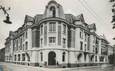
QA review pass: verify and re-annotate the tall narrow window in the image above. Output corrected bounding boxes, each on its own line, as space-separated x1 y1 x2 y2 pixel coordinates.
41 38 43 47
14 55 16 61
85 33 87 41
25 31 28 38
95 56 97 62
85 44 86 51
80 29 83 39
40 52 43 61
44 24 47 45
18 54 20 61
58 24 61 45
62 52 65 62
50 6 56 17
80 41 83 50
63 24 66 34
22 54 25 61
49 22 56 32
41 25 43 35
63 38 66 48
25 42 28 50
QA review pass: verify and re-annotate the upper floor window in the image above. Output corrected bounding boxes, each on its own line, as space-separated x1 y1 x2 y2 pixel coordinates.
50 6 56 17
41 38 43 47
80 29 83 39
85 33 87 41
25 42 28 50
63 24 66 34
41 25 43 35
80 41 83 50
25 31 28 38
49 37 56 43
85 44 87 51
63 38 66 48
49 22 56 32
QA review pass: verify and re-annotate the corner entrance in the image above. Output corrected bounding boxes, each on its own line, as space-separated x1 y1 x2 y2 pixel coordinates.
48 51 56 65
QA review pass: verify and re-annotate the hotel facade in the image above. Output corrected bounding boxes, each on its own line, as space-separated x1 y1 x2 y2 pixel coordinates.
5 0 109 67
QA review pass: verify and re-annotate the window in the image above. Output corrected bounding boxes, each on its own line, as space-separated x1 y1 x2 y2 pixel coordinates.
18 54 20 61
20 37 22 50
25 42 28 50
80 41 83 50
50 6 56 17
49 37 56 43
25 31 27 38
41 38 43 46
14 55 16 61
62 52 65 62
22 54 25 61
23 44 24 51
63 38 66 48
95 56 97 62
93 46 95 52
49 22 56 32
80 30 83 38
41 25 43 35
63 24 66 34
58 24 61 45
85 33 87 41
40 52 43 61
85 44 86 51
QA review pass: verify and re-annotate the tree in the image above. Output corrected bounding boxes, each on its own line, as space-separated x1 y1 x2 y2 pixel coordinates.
110 0 115 28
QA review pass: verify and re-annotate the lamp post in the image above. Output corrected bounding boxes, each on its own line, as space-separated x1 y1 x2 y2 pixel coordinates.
0 5 12 24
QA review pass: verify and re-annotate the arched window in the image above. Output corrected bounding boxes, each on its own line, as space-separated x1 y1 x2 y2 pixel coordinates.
62 52 65 62
50 6 56 17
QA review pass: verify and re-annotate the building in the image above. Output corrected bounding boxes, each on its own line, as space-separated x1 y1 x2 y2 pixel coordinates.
5 0 110 67
108 45 114 64
0 48 5 62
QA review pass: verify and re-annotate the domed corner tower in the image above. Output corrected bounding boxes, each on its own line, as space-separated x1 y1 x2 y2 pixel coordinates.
37 0 69 67
43 0 65 19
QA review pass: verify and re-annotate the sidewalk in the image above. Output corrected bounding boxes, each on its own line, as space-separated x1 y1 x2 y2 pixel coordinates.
0 62 113 71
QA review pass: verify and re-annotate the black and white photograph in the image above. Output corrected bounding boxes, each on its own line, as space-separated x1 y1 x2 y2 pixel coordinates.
0 0 115 71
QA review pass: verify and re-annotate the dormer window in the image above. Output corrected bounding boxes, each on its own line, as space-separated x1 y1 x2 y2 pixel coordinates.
50 6 56 17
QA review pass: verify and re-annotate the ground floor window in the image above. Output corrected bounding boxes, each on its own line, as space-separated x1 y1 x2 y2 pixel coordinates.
62 52 65 62
14 55 16 61
22 54 25 61
18 54 20 61
40 52 43 61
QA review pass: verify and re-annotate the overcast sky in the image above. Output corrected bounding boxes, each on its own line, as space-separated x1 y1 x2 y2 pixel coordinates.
0 0 114 49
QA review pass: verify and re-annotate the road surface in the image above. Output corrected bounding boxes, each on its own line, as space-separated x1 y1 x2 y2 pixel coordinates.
0 62 115 71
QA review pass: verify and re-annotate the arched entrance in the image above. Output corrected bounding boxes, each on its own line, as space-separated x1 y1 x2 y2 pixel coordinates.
48 51 56 65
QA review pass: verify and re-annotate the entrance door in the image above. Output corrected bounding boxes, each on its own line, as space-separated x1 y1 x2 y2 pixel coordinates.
48 51 56 65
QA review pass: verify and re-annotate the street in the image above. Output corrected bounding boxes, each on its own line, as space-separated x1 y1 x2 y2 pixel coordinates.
0 62 115 71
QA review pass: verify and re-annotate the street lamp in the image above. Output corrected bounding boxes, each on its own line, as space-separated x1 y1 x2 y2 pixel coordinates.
3 14 12 24
0 5 12 24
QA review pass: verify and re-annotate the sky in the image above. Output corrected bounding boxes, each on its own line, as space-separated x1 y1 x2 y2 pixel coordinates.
0 0 114 49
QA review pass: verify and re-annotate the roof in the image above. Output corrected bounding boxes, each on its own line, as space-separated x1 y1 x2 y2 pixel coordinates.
34 14 43 24
24 15 34 23
88 23 96 31
76 14 85 22
65 14 76 24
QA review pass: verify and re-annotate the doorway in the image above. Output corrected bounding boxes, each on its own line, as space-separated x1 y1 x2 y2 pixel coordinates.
48 51 56 65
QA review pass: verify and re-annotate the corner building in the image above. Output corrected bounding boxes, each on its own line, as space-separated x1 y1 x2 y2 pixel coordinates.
5 0 109 67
